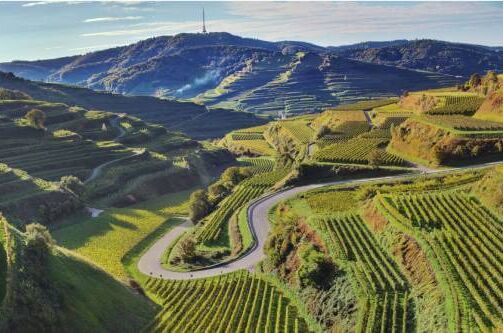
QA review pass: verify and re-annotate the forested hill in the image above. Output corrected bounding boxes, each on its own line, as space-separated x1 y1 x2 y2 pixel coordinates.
335 39 503 76
2 33 500 111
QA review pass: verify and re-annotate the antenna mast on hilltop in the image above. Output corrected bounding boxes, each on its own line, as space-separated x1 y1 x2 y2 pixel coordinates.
202 8 207 34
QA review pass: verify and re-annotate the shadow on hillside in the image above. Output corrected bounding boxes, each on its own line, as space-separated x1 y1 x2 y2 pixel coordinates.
53 208 163 250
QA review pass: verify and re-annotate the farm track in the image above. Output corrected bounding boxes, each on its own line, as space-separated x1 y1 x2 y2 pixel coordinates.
84 115 142 184
138 159 503 280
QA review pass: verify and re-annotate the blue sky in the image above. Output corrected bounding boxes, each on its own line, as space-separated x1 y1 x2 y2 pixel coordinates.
1 1 503 62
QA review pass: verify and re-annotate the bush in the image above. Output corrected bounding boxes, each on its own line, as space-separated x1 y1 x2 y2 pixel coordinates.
60 175 85 197
179 236 197 262
25 109 46 129
297 243 336 289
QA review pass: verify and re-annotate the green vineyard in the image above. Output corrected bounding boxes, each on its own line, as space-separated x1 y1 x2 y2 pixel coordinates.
312 213 411 332
197 184 267 242
232 133 265 141
144 272 312 333
419 115 503 131
197 168 288 242
279 120 315 144
426 95 485 115
239 157 275 174
377 191 503 332
314 137 406 166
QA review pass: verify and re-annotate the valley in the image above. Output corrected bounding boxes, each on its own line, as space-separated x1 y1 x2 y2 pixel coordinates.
0 29 502 333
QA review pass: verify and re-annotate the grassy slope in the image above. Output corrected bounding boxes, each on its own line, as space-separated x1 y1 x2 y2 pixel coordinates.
48 249 156 332
53 189 192 280
0 226 6 304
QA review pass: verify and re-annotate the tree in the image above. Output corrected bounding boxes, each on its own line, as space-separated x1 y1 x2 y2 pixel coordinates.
367 149 383 167
469 73 482 88
208 182 229 201
60 175 85 197
188 190 212 223
24 223 55 272
25 109 46 129
314 125 330 140
179 236 197 262
471 145 481 157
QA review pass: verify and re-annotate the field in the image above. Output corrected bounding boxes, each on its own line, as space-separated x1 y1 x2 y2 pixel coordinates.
53 190 192 280
279 119 315 144
425 95 485 115
312 213 411 332
332 98 398 111
377 191 503 332
417 115 503 132
314 137 406 166
145 271 312 333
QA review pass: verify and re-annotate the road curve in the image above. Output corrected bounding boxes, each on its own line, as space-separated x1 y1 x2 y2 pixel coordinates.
137 160 503 280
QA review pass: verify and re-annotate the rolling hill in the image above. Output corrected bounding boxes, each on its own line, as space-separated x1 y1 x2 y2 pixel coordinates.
0 71 267 139
3 33 496 115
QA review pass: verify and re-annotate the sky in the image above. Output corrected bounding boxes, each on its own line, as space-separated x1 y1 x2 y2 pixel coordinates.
1 1 503 62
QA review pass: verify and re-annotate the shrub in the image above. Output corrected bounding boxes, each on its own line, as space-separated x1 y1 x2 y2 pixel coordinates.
25 109 46 129
188 190 212 223
60 175 85 197
179 236 197 262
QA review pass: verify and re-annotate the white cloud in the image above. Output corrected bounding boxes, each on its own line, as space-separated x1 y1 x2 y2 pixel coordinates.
22 1 53 7
84 16 143 23
22 1 87 7
81 21 200 37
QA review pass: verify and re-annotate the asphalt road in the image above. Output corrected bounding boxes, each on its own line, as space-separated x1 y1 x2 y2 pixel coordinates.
137 160 503 280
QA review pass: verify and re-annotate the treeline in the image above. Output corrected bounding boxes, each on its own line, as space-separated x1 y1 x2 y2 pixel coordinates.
188 166 253 223
1 219 64 332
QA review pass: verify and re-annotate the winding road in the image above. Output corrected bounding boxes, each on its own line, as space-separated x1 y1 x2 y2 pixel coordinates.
138 160 503 280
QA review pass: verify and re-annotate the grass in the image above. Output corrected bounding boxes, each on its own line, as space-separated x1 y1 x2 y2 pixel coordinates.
53 189 193 280
49 249 156 332
237 204 254 252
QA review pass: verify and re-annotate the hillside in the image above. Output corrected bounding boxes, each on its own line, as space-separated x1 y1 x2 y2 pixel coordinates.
0 33 468 112
0 86 239 227
0 72 266 139
338 39 503 76
0 217 156 332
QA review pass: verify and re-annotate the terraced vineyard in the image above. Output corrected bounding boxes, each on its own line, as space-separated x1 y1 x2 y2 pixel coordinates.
377 191 503 332
425 95 485 115
231 132 265 140
332 98 398 111
198 168 288 242
312 213 411 332
279 120 315 144
239 157 275 174
314 137 406 166
197 184 267 242
144 271 312 333
418 115 503 132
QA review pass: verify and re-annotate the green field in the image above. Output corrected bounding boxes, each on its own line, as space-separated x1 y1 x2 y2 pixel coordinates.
54 190 192 280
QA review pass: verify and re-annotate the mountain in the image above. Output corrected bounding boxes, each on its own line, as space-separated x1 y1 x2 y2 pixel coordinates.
338 39 503 76
3 33 502 114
